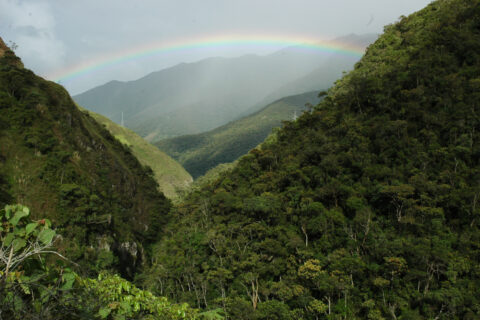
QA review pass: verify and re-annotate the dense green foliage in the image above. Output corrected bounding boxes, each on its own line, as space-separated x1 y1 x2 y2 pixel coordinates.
144 1 480 318
155 91 320 178
193 162 238 190
0 204 79 318
0 43 171 277
80 107 193 199
0 204 206 319
80 272 199 319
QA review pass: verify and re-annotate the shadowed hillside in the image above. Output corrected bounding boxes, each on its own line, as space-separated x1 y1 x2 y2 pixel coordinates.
0 39 171 278
80 108 192 198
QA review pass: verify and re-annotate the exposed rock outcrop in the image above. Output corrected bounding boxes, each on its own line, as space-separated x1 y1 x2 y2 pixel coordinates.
0 37 24 67
0 37 8 58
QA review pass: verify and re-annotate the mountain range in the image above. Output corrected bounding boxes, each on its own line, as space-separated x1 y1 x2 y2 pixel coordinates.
74 34 376 141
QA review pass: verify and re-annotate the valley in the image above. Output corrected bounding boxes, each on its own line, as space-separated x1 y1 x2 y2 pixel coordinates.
155 91 321 178
0 0 479 319
73 34 375 142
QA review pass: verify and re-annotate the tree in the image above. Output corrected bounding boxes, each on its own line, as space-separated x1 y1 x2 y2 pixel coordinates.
0 204 60 279
0 204 76 318
7 41 18 52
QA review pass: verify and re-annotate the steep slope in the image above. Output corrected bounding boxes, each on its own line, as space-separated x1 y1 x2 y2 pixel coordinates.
0 40 171 277
73 35 373 141
144 1 480 318
80 108 192 198
155 91 321 178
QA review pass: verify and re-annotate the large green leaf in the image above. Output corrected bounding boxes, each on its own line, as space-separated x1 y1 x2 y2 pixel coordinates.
12 238 26 252
25 222 39 236
98 307 111 319
9 207 29 226
4 233 14 247
37 228 55 245
13 226 25 237
4 205 13 219
62 271 76 290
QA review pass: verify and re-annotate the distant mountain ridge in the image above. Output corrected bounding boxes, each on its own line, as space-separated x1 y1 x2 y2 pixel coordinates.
74 34 377 141
248 33 378 113
155 91 321 178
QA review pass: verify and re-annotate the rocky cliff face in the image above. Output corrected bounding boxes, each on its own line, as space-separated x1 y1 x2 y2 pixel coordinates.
0 37 7 57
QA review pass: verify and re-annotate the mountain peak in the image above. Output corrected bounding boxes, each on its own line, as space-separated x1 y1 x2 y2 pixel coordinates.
0 36 24 68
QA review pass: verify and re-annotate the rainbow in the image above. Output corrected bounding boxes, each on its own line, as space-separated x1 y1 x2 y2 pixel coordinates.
48 34 366 83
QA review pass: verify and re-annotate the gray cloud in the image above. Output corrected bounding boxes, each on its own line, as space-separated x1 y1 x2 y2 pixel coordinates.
0 0 65 77
1 0 433 94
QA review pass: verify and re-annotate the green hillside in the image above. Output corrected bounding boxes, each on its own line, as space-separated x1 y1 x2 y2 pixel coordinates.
79 108 192 199
0 38 171 278
143 0 480 318
155 91 321 178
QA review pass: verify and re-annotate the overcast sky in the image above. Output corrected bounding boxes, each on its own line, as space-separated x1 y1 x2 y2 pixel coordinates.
0 0 432 95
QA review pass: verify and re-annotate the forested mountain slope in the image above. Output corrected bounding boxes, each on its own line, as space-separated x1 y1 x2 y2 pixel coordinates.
0 38 171 278
155 91 321 178
80 108 193 198
144 0 480 318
